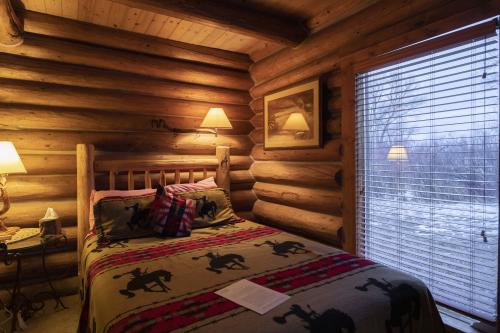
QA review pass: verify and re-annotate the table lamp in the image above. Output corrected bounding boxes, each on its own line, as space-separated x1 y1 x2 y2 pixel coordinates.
0 142 26 241
200 108 233 137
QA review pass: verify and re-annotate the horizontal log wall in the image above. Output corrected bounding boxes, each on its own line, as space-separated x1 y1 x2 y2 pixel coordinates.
249 0 499 253
0 12 254 284
249 68 343 246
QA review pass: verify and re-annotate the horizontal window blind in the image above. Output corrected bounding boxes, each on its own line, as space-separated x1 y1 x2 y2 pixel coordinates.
356 24 499 321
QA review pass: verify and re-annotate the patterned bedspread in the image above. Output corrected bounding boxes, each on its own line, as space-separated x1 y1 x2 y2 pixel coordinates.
79 220 444 333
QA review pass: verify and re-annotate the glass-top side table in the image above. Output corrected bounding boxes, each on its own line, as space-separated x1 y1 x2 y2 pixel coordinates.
0 232 68 332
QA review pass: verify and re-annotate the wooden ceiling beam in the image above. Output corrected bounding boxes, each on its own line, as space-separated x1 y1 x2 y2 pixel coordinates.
111 0 308 46
307 0 380 33
0 0 23 46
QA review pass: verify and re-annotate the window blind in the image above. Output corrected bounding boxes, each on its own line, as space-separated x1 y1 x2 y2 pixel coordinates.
355 24 499 321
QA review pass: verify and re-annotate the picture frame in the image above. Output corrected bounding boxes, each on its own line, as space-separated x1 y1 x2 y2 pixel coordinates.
264 79 322 150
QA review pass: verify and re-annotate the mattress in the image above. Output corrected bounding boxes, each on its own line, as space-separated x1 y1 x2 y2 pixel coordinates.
79 220 444 333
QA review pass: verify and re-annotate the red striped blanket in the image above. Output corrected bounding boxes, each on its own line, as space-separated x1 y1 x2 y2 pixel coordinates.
79 220 444 333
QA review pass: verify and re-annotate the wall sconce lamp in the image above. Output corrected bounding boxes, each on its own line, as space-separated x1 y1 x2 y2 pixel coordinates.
199 107 233 137
0 142 26 241
153 108 233 137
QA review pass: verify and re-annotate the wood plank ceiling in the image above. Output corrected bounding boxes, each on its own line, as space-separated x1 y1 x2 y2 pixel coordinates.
21 0 379 61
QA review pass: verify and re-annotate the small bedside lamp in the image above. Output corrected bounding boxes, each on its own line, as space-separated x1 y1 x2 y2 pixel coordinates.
0 142 26 240
200 107 233 137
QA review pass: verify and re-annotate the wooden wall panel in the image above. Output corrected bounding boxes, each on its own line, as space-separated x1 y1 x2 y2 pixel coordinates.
0 24 254 283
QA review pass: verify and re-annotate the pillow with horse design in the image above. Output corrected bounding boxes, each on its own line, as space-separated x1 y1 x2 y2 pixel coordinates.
176 188 237 228
93 193 156 243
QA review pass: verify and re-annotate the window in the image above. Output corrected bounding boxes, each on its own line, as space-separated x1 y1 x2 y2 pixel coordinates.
355 22 499 321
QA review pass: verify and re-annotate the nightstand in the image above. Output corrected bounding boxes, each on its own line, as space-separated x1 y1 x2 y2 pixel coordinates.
0 232 68 332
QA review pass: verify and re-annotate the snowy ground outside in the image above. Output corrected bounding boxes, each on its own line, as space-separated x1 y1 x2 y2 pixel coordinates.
361 198 498 315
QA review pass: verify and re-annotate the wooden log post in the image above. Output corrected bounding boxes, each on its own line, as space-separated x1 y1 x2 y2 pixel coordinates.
174 170 181 184
216 146 230 194
144 171 152 189
0 0 22 47
340 62 356 254
76 144 94 274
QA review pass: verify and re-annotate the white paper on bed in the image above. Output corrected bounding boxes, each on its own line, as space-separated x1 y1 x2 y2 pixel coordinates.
215 279 290 315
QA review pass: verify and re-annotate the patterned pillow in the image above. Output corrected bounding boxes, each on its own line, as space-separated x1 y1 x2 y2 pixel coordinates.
165 177 217 194
176 188 237 228
149 188 195 237
89 189 156 232
93 192 156 243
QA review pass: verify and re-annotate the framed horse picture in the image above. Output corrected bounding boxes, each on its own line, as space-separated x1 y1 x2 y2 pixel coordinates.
264 79 322 150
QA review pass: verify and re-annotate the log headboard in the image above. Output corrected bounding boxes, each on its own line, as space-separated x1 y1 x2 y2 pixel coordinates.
76 143 230 272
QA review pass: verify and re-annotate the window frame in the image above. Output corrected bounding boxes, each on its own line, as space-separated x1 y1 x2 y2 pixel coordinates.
349 19 499 325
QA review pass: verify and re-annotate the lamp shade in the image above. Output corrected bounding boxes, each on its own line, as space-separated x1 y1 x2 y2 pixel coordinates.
387 145 408 161
282 113 310 131
200 108 232 129
0 141 26 174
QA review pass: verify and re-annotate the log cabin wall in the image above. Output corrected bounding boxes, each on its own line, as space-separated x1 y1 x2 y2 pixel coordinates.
248 0 499 253
0 0 498 286
0 10 257 284
249 72 343 247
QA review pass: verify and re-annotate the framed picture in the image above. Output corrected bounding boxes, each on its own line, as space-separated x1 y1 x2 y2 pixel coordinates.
264 79 322 150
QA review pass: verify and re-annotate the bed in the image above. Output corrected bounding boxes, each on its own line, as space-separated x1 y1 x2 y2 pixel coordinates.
76 144 445 333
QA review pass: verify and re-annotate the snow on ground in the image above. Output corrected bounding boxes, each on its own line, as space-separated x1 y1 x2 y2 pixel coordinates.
362 197 498 311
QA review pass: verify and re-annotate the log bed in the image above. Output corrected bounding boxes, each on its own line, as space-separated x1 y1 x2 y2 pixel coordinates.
76 143 230 273
75 143 444 333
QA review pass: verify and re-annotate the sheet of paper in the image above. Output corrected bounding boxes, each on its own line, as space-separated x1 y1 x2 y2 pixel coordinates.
215 279 290 315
